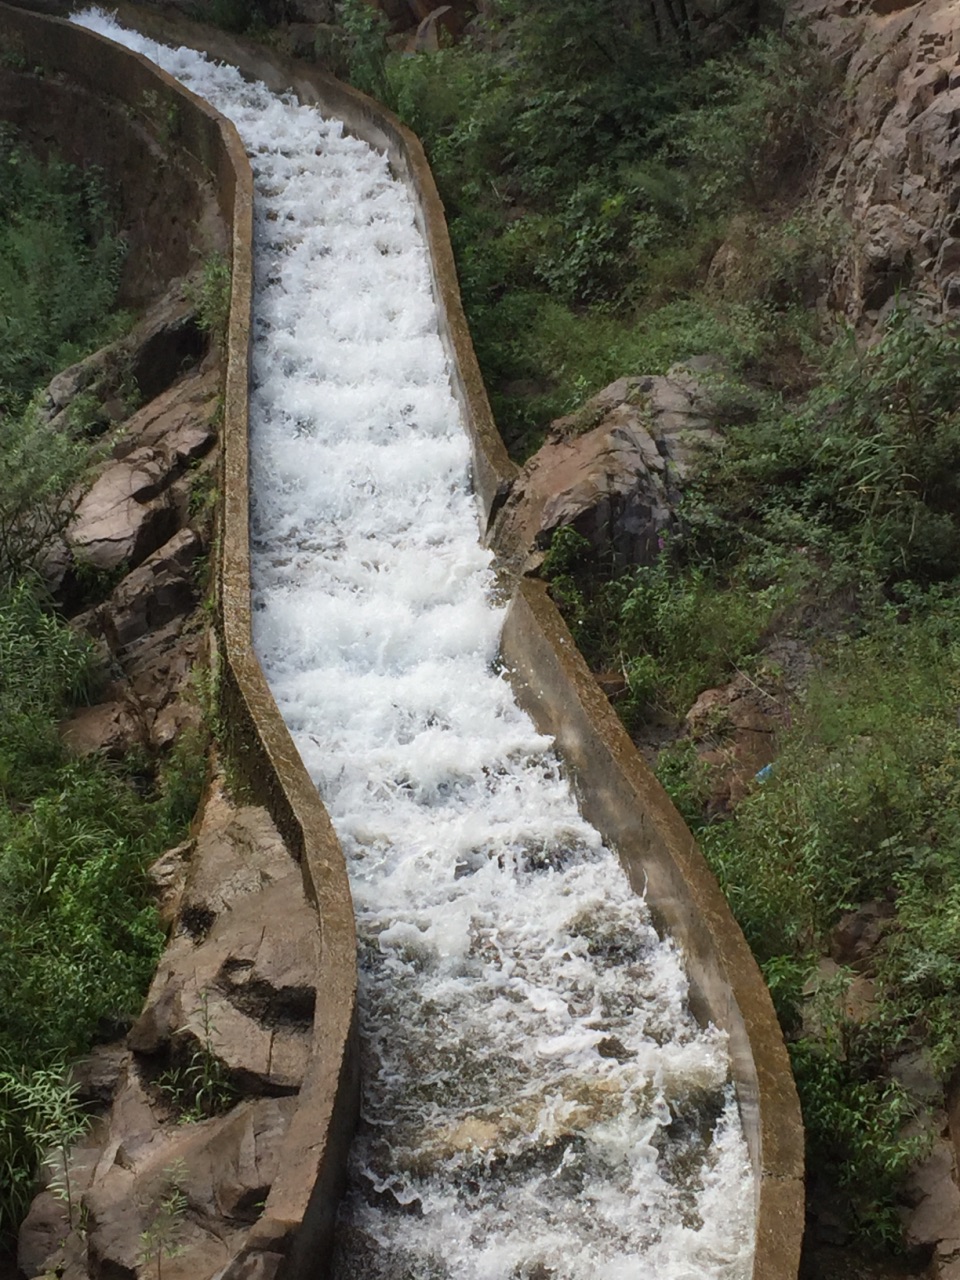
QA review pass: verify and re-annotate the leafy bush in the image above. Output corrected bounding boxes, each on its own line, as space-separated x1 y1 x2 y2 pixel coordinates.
339 0 392 103
0 129 127 417
0 137 190 1247
0 579 206 1240
380 17 836 456
0 394 92 584
695 307 960 590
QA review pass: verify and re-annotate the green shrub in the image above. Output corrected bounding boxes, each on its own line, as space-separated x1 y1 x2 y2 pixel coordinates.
385 19 834 457
694 307 960 590
0 394 92 583
0 587 193 1238
339 0 392 103
0 129 126 417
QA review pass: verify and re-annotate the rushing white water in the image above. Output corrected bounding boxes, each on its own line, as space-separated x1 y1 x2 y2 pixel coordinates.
73 13 756 1277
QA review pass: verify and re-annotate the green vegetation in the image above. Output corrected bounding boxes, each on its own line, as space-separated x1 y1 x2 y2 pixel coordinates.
370 7 835 455
139 1162 188 1279
155 990 240 1122
0 134 193 1247
660 596 960 1243
0 127 127 418
188 252 232 354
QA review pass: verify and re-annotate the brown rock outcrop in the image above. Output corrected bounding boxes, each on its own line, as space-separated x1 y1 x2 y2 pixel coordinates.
793 0 960 322
683 672 785 813
495 363 724 572
18 790 314 1280
66 363 218 576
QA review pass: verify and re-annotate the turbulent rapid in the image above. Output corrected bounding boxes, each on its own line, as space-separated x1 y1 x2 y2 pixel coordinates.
73 13 756 1277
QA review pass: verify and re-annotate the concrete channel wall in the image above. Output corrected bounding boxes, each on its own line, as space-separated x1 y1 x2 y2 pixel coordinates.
0 6 359 1276
3 5 804 1277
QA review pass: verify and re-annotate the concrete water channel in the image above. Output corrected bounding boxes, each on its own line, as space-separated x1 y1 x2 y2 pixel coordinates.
1 6 804 1277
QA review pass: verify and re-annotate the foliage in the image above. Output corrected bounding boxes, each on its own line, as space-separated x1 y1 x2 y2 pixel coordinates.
188 253 232 354
0 1063 91 1240
382 20 834 455
0 1065 90 1234
155 991 239 1122
0 136 197 1249
542 529 782 719
692 308 960 591
653 598 960 1242
139 1162 188 1280
0 128 126 418
0 394 92 583
339 0 392 103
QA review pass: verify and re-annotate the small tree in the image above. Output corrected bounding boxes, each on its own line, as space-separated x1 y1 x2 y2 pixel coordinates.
0 1064 90 1230
139 1162 189 1280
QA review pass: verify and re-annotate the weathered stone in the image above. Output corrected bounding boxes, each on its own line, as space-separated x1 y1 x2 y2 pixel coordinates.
788 0 960 322
149 841 194 930
70 1043 130 1105
119 364 219 464
60 699 145 759
180 1097 297 1220
828 900 895 971
495 366 724 571
683 673 784 813
101 528 201 650
18 1190 70 1279
287 0 334 21
129 836 315 1092
219 1251 285 1280
68 453 179 573
179 797 295 921
903 1139 960 1256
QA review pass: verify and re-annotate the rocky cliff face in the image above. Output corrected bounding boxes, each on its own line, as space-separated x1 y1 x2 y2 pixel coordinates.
795 0 960 327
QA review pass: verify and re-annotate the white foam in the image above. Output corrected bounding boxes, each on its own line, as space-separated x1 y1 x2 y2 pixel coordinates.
71 12 756 1277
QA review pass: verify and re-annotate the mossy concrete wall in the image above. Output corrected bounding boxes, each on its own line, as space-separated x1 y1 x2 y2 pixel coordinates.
2 4 805 1277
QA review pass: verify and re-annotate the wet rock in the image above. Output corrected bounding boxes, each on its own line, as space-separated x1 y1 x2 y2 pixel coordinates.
496 365 724 572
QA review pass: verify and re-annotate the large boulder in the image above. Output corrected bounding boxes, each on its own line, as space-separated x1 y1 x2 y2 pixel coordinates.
128 796 314 1094
101 528 202 651
495 363 724 571
66 365 218 577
